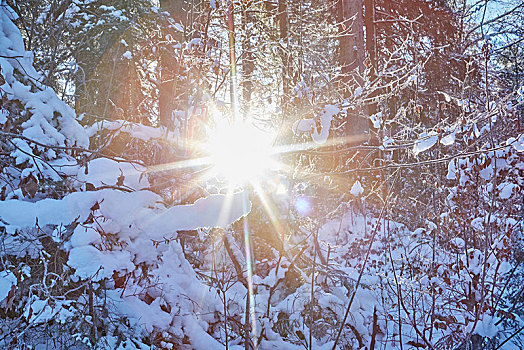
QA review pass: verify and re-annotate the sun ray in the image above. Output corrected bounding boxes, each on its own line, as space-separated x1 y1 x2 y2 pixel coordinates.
142 129 367 187
273 133 369 156
215 186 236 230
145 156 213 175
241 191 257 346
251 180 287 242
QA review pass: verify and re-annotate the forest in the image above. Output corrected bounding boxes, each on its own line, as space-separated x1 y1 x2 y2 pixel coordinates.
0 0 523 349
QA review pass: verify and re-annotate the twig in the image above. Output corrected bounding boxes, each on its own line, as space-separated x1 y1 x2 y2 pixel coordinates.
331 173 398 349
494 325 524 350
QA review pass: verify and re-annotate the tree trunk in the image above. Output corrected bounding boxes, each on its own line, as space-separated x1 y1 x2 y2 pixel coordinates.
364 0 377 116
159 0 186 127
337 0 368 139
278 0 290 112
241 2 254 116
337 0 365 89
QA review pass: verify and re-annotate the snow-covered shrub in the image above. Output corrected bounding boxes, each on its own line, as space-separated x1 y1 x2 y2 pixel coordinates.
0 5 249 349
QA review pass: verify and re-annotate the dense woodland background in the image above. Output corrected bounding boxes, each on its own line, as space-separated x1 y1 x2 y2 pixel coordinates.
0 0 523 349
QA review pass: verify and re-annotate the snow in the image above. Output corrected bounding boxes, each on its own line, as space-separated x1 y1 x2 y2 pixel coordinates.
0 3 88 193
10 138 33 165
0 2 522 348
457 99 471 112
313 105 339 144
68 246 135 280
0 191 98 232
143 190 251 239
479 158 494 180
292 104 339 144
474 315 499 338
2 186 249 285
350 180 364 196
181 316 225 349
440 91 451 102
449 237 465 249
413 132 438 155
0 188 249 239
70 226 101 247
381 136 394 149
173 23 184 32
86 119 180 145
0 23 88 145
187 38 201 50
0 109 7 124
292 118 315 134
23 297 75 325
499 260 513 275
471 217 484 231
0 271 16 301
369 111 382 129
507 134 524 152
440 131 456 146
76 157 149 190
122 50 133 59
518 85 524 103
498 182 518 199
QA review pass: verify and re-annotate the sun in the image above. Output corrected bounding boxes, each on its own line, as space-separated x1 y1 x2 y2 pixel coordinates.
203 121 278 186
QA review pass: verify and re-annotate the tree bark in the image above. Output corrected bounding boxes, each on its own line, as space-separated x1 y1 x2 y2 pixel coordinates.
159 0 186 127
364 0 376 116
337 0 365 88
337 0 367 139
278 0 290 111
242 2 254 115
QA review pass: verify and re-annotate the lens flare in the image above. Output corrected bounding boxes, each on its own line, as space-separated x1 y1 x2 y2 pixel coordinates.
203 121 278 185
294 196 312 216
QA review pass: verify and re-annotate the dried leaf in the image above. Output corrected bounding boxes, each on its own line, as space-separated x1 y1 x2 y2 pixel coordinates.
5 285 16 311
21 174 38 198
117 171 125 187
406 341 426 348
112 271 126 289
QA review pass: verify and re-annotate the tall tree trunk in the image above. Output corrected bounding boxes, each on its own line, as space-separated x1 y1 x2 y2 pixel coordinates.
337 0 365 88
337 0 368 139
364 0 376 116
159 0 186 127
241 2 254 116
278 0 290 113
158 56 176 127
227 0 238 119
